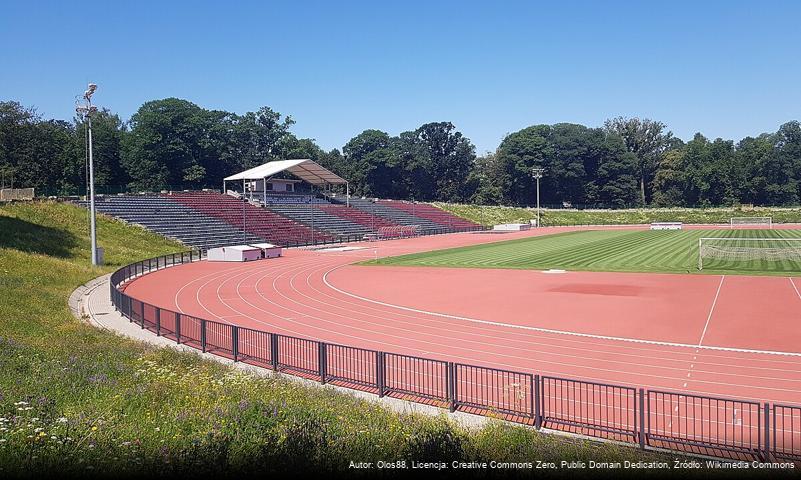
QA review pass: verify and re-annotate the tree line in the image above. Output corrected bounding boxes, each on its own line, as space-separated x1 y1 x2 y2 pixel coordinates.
1 98 799 207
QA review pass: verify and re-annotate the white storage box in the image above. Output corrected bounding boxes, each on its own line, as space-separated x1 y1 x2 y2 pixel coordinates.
650 222 683 230
249 242 283 259
493 223 531 231
207 245 263 262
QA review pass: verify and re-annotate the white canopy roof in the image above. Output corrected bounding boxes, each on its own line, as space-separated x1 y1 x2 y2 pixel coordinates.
224 159 346 185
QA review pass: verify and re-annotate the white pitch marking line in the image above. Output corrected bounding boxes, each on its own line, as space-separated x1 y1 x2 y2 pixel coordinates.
697 275 725 348
323 269 801 357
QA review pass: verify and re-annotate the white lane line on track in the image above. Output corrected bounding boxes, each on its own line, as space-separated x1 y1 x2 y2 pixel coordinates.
697 275 725 347
298 263 801 385
275 261 801 399
289 260 801 391
303 265 801 368
169 258 801 376
297 262 801 377
321 266 801 357
174 264 243 314
159 257 801 402
791 277 801 301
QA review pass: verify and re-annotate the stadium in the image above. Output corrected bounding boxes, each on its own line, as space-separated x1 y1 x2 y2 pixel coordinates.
4 2 801 476
64 157 798 463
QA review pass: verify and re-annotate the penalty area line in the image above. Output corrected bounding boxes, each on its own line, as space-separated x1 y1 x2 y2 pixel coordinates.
322 266 801 357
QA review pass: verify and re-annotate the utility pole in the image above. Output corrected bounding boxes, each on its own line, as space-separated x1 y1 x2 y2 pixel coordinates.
531 167 545 228
242 179 247 243
76 83 100 265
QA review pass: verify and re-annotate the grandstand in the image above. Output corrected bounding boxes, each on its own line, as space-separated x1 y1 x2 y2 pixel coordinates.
75 160 483 250
377 200 481 230
341 197 446 233
268 204 372 238
166 191 335 245
317 204 398 230
80 195 266 249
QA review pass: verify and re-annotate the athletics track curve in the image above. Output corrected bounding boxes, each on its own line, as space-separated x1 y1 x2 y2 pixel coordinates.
124 226 801 405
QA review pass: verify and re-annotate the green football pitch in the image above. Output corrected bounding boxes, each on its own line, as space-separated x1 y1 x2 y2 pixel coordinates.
367 229 801 275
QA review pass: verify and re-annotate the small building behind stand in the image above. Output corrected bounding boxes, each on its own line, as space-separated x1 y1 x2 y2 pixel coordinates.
207 245 263 262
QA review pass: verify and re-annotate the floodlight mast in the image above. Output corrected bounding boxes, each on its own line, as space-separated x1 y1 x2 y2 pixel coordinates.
531 167 545 227
76 83 100 266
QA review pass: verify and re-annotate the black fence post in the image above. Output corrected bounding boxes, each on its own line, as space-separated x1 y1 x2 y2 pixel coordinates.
319 343 327 384
232 326 239 362
376 352 385 397
534 374 542 429
200 320 207 353
271 334 279 370
764 403 771 461
639 388 646 450
175 315 182 344
155 307 161 336
447 362 456 413
139 302 145 329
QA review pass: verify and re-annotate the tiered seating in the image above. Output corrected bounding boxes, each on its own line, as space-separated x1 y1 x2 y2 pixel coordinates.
317 204 399 231
343 198 445 233
78 195 266 250
377 225 420 239
166 191 334 246
378 200 481 230
268 204 371 238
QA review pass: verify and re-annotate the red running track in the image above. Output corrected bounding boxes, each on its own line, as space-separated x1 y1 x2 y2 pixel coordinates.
125 226 801 405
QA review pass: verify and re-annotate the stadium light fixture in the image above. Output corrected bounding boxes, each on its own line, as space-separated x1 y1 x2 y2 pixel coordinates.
76 83 101 266
531 167 546 227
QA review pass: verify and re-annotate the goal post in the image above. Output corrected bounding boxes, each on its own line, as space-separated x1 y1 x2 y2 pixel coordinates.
697 237 801 270
730 217 772 229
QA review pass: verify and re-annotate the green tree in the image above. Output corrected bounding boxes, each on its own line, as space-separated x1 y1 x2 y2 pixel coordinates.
651 148 687 206
759 121 801 205
604 117 673 205
408 122 476 202
491 125 551 206
69 109 126 193
342 129 401 197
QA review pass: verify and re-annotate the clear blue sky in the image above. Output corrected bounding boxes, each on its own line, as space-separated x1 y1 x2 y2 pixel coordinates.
2 0 799 154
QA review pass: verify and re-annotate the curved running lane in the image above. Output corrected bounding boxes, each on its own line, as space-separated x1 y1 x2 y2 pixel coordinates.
124 227 801 405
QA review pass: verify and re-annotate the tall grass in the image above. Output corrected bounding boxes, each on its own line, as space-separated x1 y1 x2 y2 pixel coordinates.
435 202 801 227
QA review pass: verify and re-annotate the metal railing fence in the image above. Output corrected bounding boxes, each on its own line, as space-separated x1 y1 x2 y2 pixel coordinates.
109 251 801 462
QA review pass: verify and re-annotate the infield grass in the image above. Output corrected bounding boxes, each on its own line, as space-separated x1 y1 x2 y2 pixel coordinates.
367 228 801 275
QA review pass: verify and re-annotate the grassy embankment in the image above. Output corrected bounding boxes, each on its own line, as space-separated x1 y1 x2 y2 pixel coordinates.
435 202 801 227
0 201 699 477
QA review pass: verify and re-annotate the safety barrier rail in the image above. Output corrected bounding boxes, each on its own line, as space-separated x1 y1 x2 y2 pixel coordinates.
109 251 801 462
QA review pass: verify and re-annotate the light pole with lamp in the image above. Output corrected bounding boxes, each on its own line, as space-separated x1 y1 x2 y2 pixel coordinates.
76 83 100 265
531 167 545 227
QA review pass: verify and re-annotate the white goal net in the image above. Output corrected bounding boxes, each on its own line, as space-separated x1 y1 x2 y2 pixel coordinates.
730 217 772 229
698 237 801 269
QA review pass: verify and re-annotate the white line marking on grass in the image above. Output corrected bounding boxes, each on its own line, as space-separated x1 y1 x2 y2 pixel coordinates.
322 269 801 357
697 275 725 347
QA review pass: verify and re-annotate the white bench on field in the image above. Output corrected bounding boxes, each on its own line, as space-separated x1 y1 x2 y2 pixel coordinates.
650 222 683 230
